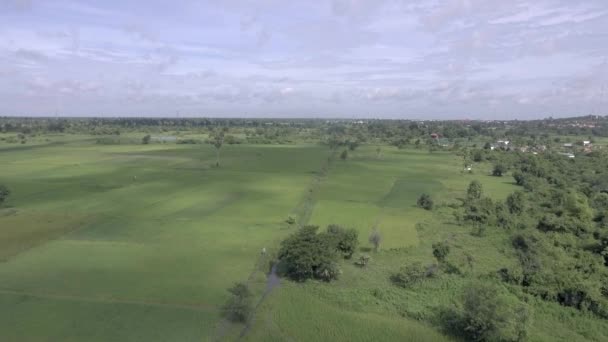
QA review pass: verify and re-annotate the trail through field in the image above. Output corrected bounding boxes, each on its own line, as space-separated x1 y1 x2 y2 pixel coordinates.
213 150 336 341
237 262 281 339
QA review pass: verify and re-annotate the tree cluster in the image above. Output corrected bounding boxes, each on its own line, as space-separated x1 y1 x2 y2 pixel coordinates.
277 225 359 282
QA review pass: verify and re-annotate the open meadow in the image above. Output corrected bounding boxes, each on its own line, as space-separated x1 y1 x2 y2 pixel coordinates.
2 133 608 341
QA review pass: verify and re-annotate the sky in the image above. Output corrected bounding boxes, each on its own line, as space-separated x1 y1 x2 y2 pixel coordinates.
1 0 607 119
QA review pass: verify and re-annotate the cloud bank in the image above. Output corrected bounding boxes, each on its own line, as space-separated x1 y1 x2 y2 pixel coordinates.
1 0 607 118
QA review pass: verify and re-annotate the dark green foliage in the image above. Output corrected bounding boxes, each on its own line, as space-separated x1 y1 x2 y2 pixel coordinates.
473 150 484 162
483 142 492 150
432 242 450 263
324 224 358 259
278 225 339 282
222 282 253 323
142 134 151 144
506 191 526 214
463 197 495 225
512 171 526 186
456 282 531 342
492 164 507 177
417 193 434 210
223 134 242 145
340 149 348 160
392 262 436 288
0 185 10 205
466 180 483 201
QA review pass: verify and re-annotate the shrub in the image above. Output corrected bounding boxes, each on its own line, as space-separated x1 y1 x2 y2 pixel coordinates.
417 193 434 210
0 185 10 205
285 215 296 225
467 180 483 201
492 164 507 177
222 282 252 323
432 242 450 263
392 262 435 288
354 254 370 267
142 134 151 144
324 224 358 259
445 282 531 342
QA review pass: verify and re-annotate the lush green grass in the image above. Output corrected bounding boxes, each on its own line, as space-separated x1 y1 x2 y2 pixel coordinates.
0 138 327 340
2 137 607 341
244 145 608 342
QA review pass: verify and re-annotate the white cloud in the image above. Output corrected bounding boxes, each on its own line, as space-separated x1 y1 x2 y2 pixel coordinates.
1 0 607 118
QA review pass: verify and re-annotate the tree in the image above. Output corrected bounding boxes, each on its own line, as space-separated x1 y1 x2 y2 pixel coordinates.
432 242 450 263
483 142 492 150
142 134 151 144
369 228 382 252
473 150 484 162
376 147 381 158
506 191 526 214
278 225 339 282
210 130 225 167
458 282 530 342
324 224 358 259
417 193 434 210
467 180 483 201
340 149 348 160
492 164 507 177
0 185 10 205
222 282 252 323
512 171 526 186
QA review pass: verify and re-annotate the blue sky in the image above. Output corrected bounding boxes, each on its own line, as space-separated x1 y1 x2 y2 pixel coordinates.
1 0 607 119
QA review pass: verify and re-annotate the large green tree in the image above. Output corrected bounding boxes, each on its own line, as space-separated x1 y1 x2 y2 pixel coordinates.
278 225 339 282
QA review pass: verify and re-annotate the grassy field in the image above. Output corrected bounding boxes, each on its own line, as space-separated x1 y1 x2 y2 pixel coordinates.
0 137 327 341
2 136 606 341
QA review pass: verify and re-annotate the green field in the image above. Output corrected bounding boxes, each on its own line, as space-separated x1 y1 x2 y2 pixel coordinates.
2 135 605 341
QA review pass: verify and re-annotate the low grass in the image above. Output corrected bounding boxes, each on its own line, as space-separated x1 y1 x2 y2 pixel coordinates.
2 137 607 341
0 138 326 340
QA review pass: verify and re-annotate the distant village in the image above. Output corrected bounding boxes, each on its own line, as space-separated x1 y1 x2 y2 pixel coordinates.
430 134 601 159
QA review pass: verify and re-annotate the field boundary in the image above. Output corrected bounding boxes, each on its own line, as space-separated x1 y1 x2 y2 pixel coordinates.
0 288 216 312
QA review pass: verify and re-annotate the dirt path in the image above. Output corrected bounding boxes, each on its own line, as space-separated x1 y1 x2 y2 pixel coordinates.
213 150 336 342
237 262 281 338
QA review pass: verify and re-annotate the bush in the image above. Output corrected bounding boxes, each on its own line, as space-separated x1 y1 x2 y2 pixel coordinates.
324 224 358 259
417 193 434 210
340 149 348 160
354 254 370 267
467 180 483 201
222 282 252 323
492 164 507 177
0 185 10 205
432 242 450 263
142 134 151 144
392 262 435 288
444 282 531 342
